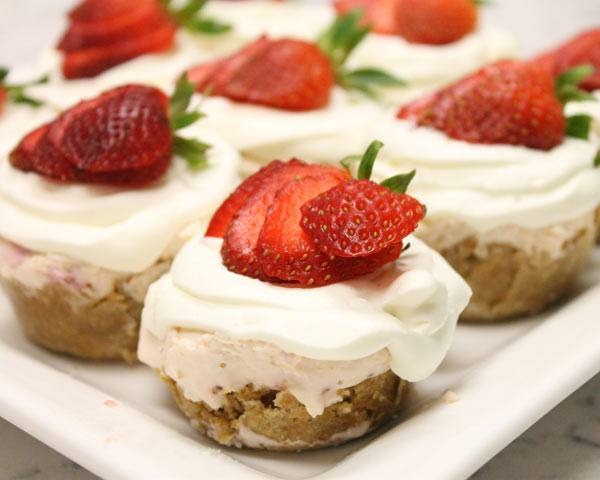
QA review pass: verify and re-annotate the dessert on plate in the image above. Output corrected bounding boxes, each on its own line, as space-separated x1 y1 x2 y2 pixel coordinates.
185 12 398 173
532 27 600 240
204 0 519 104
28 0 235 110
369 60 600 321
0 77 239 361
139 142 472 450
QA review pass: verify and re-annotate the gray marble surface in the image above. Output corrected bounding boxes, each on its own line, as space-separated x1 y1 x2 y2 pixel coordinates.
1 373 599 480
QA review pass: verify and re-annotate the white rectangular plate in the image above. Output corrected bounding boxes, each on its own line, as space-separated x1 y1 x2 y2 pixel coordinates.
1 1 600 479
1 250 598 480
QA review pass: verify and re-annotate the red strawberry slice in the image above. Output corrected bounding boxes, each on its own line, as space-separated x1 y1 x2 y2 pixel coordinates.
61 22 177 79
300 179 424 258
188 37 335 111
47 85 172 172
221 160 349 278
397 60 565 151
333 0 401 35
59 3 172 52
9 124 50 172
205 160 286 238
532 28 600 92
9 84 174 187
257 173 343 285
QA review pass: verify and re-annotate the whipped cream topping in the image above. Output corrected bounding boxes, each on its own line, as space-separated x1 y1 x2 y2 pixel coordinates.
139 235 472 384
0 127 240 273
28 31 233 110
200 88 382 167
205 1 518 104
566 91 600 136
0 104 58 156
369 117 600 232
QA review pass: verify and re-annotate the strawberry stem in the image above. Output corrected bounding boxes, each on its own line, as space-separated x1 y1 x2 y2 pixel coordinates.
317 11 406 97
162 0 230 35
169 74 211 169
0 67 48 107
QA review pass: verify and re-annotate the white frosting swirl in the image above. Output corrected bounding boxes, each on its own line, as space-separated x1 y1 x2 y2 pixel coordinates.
140 235 472 382
200 88 382 167
0 127 240 273
370 116 600 231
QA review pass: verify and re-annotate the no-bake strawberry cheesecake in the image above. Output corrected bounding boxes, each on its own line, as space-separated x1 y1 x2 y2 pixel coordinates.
184 12 399 173
533 27 600 240
367 59 600 322
204 0 518 104
0 77 239 361
138 143 471 450
27 0 236 111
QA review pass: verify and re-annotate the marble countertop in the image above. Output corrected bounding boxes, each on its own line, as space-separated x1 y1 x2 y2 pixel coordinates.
2 373 599 480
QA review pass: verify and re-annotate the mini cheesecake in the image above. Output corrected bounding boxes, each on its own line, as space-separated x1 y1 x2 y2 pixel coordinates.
139 152 471 450
0 81 240 361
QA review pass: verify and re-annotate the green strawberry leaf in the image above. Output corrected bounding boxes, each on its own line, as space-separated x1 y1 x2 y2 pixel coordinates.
565 114 592 140
317 10 406 98
594 150 600 168
173 136 210 170
169 74 211 169
556 64 596 104
380 170 416 194
162 0 231 35
340 154 362 174
1 68 48 108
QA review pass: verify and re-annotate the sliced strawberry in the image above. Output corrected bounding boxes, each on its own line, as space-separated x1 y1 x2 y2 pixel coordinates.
257 174 343 285
398 60 565 150
59 4 172 52
10 84 175 187
257 175 404 286
61 22 177 79
46 85 171 173
333 0 401 35
9 123 50 172
532 28 600 92
188 37 335 111
221 160 349 278
205 160 286 238
301 179 424 258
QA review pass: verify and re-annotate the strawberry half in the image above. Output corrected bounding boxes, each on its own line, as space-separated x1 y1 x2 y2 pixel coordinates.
398 60 566 150
394 0 477 45
187 11 404 111
334 0 477 44
189 37 335 111
221 160 349 278
10 76 209 187
532 28 600 92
